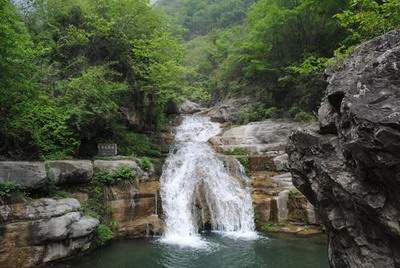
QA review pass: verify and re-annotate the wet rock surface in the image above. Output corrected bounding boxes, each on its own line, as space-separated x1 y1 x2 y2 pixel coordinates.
179 100 203 114
104 180 163 238
287 30 400 268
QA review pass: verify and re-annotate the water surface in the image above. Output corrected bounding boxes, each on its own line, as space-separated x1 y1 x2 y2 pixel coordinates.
49 234 328 268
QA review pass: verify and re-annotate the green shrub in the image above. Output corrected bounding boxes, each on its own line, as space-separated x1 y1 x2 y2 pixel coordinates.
288 106 302 118
261 223 282 233
0 181 21 199
289 188 302 198
225 148 248 156
96 224 114 245
239 103 280 124
137 157 153 172
294 111 315 123
94 166 136 185
116 129 161 157
263 107 279 119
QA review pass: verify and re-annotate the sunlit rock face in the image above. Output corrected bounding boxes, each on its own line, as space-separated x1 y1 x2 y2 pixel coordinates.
217 120 304 155
287 30 400 268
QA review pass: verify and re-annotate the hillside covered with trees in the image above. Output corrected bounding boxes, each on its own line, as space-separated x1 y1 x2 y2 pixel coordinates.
1 0 399 160
157 0 400 122
1 0 207 160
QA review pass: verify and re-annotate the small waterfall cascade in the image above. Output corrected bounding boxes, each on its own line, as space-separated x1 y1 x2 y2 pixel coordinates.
160 115 257 247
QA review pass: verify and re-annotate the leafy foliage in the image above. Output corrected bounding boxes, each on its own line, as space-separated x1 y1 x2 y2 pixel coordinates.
239 103 279 124
94 166 136 185
336 0 400 45
137 157 153 172
1 0 200 160
96 223 114 245
0 181 21 199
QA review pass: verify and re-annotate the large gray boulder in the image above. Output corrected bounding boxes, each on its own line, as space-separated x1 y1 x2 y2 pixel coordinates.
217 120 306 154
0 198 81 222
273 153 289 171
32 212 99 244
32 212 82 243
0 162 47 189
179 100 202 114
200 97 250 123
47 160 93 185
287 30 400 268
0 198 99 268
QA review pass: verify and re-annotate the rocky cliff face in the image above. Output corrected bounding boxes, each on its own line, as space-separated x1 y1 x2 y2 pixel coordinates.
287 30 400 267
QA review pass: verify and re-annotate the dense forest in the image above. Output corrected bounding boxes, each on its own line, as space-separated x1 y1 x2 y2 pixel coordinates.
157 0 400 123
1 0 399 160
1 0 203 160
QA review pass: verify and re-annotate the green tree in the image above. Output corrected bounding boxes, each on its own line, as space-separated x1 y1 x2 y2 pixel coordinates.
0 0 36 158
336 0 400 46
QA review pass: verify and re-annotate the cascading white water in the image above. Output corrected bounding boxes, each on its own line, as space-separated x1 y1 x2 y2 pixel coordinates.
160 115 257 247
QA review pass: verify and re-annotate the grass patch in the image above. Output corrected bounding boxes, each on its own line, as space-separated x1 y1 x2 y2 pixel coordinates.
0 181 21 199
261 223 284 233
96 224 114 245
137 157 153 172
94 166 136 185
225 148 249 156
289 188 302 198
0 181 25 201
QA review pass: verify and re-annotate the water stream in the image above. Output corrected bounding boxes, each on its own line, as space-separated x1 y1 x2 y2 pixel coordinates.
160 115 257 247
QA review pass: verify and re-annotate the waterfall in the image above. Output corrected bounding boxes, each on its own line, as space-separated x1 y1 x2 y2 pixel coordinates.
160 115 257 247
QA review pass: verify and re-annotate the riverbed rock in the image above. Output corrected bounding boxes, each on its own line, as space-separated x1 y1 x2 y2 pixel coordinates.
287 30 400 268
217 120 306 154
200 97 250 123
0 198 98 268
273 153 289 172
47 160 93 185
0 162 47 189
179 100 202 114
